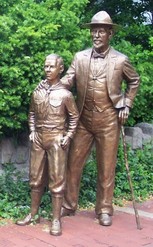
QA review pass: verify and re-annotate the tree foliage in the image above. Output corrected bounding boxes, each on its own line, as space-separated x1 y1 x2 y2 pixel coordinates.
0 0 152 136
84 0 153 26
112 34 153 125
0 0 89 136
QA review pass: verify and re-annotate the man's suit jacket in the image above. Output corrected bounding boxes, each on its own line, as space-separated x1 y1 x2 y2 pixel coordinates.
62 47 140 115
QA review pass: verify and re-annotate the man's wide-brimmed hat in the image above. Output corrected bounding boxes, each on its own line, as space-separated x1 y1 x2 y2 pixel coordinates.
83 11 117 28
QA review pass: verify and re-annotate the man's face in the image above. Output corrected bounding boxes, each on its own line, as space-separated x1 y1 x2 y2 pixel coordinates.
90 25 112 52
44 58 62 83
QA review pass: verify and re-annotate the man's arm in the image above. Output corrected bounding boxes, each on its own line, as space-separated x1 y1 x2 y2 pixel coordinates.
61 92 79 149
61 56 76 89
123 58 140 107
118 58 140 124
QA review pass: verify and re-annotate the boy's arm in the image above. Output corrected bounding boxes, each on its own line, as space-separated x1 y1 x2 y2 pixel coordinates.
28 96 36 142
61 92 79 149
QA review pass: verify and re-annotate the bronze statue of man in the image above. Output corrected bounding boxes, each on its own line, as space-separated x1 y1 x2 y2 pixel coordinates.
16 54 79 236
61 11 140 226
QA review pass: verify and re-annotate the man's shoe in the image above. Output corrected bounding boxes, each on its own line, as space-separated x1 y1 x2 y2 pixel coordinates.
50 219 62 236
61 207 75 217
16 213 40 226
99 213 112 226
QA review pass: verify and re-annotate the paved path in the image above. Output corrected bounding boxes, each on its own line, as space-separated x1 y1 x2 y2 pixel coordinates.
0 200 153 247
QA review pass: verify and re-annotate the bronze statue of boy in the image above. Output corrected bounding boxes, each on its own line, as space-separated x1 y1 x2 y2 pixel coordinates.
16 54 79 236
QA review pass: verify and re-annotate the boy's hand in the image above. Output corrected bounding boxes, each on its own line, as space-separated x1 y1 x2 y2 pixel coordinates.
61 136 71 149
29 131 36 142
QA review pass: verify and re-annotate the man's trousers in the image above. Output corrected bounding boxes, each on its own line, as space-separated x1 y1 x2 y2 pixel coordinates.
63 107 121 215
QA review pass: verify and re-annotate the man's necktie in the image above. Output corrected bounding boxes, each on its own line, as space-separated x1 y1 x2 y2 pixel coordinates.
92 51 105 59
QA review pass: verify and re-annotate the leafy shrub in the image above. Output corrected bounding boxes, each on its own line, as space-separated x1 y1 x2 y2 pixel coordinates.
0 164 51 220
112 37 153 126
114 142 153 201
0 0 89 136
0 164 30 219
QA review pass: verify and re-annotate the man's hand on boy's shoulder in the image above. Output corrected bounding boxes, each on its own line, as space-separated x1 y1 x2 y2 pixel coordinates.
35 80 46 91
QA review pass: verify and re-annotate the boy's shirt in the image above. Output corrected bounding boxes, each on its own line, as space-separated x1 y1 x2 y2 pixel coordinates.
29 80 79 139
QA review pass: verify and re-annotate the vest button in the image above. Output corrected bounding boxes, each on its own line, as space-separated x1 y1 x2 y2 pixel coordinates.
93 76 97 80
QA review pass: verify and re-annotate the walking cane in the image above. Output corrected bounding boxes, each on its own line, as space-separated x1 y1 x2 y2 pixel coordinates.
121 126 142 230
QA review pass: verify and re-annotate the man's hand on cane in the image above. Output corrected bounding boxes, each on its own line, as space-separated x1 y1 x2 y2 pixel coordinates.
118 106 130 125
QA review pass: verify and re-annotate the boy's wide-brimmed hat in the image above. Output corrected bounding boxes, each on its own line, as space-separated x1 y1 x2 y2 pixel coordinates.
83 11 118 29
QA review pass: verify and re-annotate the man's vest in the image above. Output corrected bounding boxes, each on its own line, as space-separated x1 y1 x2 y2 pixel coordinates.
84 56 113 113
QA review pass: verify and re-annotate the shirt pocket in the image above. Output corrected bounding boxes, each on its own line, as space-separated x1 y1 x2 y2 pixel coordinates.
49 99 62 107
34 99 45 114
49 98 63 114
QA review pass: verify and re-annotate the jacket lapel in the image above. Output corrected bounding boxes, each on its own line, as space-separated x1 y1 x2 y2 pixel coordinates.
107 48 117 85
82 48 92 81
81 49 92 98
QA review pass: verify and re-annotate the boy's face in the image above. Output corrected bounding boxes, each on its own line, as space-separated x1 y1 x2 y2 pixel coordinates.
44 58 62 83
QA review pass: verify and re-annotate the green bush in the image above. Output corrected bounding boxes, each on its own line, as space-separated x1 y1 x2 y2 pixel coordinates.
114 142 153 201
0 164 51 220
0 0 89 136
0 164 30 219
112 37 153 126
